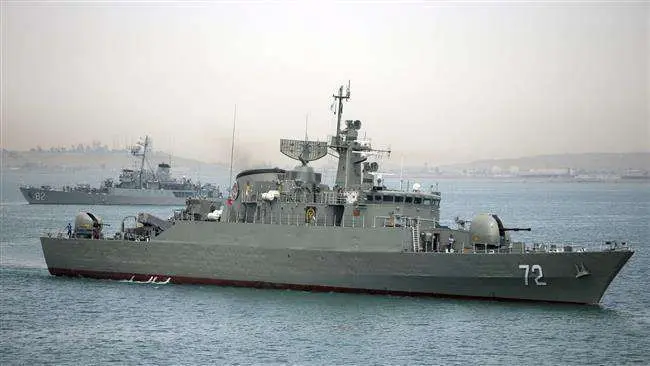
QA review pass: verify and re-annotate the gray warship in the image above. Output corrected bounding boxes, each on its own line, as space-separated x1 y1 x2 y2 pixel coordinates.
40 84 633 304
20 136 222 206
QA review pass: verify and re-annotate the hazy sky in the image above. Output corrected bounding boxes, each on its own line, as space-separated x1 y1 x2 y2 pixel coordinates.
2 1 649 167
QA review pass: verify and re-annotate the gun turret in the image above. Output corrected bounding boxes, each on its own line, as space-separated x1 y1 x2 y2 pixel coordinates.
470 214 533 247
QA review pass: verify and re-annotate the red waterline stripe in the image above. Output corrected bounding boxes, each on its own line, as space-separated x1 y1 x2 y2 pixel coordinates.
47 267 588 305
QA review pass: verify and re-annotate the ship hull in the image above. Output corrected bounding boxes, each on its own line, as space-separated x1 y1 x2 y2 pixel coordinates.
40 223 633 304
20 187 190 206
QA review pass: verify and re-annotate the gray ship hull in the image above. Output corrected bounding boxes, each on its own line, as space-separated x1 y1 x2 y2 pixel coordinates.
21 186 190 206
40 222 633 304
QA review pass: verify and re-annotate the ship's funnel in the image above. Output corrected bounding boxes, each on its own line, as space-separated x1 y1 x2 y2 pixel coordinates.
156 163 171 182
290 165 318 187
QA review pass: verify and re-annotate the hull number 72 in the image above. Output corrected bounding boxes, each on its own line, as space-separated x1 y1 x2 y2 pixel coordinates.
518 264 547 286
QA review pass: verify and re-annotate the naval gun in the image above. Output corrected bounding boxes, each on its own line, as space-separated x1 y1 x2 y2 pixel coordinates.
74 212 103 239
503 227 532 232
469 213 531 248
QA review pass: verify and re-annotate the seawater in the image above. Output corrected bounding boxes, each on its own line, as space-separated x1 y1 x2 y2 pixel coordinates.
1 179 649 365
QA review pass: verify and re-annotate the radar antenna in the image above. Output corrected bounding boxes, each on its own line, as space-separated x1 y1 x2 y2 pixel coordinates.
280 139 328 166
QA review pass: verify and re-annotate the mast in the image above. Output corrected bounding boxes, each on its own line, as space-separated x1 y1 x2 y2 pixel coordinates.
305 113 309 141
333 81 350 151
330 82 352 189
228 104 237 191
328 82 391 190
138 136 149 189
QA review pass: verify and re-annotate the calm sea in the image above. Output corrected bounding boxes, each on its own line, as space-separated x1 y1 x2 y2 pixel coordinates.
1 177 649 365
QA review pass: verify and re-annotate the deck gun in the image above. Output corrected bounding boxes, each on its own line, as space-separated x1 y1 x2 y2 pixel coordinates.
502 227 532 232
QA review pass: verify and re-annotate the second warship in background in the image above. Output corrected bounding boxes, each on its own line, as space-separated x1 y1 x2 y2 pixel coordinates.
39 84 634 304
20 136 223 206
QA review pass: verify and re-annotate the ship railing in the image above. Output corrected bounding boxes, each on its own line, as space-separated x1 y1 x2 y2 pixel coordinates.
523 242 576 254
461 240 632 254
272 191 308 204
599 240 632 252
464 245 520 254
45 231 67 239
261 214 433 229
244 190 349 205
302 214 368 228
372 215 437 229
236 210 444 230
273 191 347 205
318 191 347 205
248 212 370 228
524 241 631 253
466 242 578 254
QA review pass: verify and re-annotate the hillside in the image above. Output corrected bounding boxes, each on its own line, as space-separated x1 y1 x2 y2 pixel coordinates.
2 149 648 177
437 152 650 174
1 149 218 171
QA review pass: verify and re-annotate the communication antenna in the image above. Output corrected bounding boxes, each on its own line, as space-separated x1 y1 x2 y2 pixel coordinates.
333 80 351 148
228 104 237 191
168 135 173 166
400 155 404 191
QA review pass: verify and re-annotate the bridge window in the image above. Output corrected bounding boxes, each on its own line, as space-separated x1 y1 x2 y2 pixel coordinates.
374 195 382 201
395 196 404 203
405 196 413 203
414 197 423 204
383 195 394 202
366 195 373 201
423 198 431 205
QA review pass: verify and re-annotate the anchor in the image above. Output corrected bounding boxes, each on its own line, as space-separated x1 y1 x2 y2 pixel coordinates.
575 263 591 279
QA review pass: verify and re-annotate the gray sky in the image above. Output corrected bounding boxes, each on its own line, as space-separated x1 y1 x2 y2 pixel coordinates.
2 1 649 167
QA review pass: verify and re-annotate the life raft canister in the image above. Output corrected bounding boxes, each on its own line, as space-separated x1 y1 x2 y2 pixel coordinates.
305 206 316 222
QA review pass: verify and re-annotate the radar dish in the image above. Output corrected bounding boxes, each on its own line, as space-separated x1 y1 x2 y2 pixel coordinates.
280 139 328 164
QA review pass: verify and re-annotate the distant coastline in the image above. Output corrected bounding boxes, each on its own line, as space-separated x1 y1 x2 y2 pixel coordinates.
2 149 649 183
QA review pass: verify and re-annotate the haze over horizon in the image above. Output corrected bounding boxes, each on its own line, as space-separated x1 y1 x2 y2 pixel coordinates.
2 1 648 167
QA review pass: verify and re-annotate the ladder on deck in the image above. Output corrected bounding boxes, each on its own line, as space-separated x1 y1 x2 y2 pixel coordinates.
411 220 421 252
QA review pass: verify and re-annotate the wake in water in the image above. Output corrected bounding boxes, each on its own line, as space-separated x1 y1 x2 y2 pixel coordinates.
120 275 172 285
